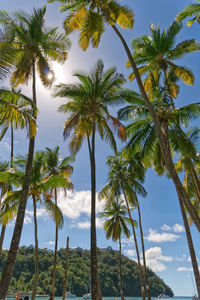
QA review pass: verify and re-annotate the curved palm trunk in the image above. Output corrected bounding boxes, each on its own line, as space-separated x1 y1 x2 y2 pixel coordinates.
0 60 36 299
32 195 39 300
51 188 58 299
87 126 102 300
179 197 200 297
119 236 124 300
62 236 69 300
136 197 151 300
0 225 6 256
0 124 14 256
122 186 145 300
111 24 200 232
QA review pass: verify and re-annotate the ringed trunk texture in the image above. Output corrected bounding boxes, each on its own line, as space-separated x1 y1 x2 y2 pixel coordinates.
31 195 39 300
87 127 102 300
122 186 145 300
0 225 6 256
0 60 37 300
137 198 151 300
119 236 125 300
62 236 69 300
51 188 58 298
111 24 200 233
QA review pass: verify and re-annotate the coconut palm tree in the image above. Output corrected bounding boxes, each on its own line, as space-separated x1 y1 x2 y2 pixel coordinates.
48 0 200 234
54 59 125 299
0 88 36 166
127 22 199 85
99 199 130 300
176 0 200 26
119 89 200 298
99 153 147 300
43 146 73 299
0 88 35 255
0 151 69 300
0 7 70 298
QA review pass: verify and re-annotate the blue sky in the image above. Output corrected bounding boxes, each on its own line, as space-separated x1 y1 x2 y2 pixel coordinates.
0 0 200 296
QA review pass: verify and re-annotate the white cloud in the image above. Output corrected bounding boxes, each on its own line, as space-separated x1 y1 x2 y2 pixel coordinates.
174 254 186 262
161 224 171 231
177 267 193 272
58 190 105 220
145 228 181 243
70 217 104 229
45 241 55 246
145 247 173 272
173 223 185 233
187 256 191 262
124 249 136 258
24 216 32 224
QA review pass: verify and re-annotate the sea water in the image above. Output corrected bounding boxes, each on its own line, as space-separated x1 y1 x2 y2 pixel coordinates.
6 297 193 300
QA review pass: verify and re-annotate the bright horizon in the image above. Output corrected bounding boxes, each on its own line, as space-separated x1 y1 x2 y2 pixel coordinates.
0 0 200 296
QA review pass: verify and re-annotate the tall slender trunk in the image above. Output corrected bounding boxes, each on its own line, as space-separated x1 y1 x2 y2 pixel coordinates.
111 24 200 232
0 59 37 299
122 186 145 300
31 195 39 300
119 236 124 300
162 122 200 296
87 125 102 300
189 164 200 203
0 124 14 256
10 124 14 168
179 198 200 297
51 188 58 298
0 225 6 256
136 197 151 300
62 236 69 300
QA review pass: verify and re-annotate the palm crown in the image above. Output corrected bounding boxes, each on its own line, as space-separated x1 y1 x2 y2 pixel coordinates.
48 0 134 50
0 6 70 88
127 21 200 86
55 59 126 155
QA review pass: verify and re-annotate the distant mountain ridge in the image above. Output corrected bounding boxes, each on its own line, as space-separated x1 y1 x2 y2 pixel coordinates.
0 245 173 297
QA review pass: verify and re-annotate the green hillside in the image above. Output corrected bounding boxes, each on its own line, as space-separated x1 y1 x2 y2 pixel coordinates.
0 246 173 297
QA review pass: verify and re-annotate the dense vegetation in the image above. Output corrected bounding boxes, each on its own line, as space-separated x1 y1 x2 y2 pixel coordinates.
0 245 173 297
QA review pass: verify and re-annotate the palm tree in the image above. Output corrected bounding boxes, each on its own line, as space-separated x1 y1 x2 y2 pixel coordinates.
118 90 200 298
99 153 147 300
48 0 200 233
176 0 200 26
127 22 199 85
0 151 69 300
0 7 70 298
99 199 130 300
43 146 73 299
54 59 125 300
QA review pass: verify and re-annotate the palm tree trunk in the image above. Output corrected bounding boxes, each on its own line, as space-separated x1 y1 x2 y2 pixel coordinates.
87 126 102 300
0 225 6 256
62 236 69 300
0 59 36 300
119 236 124 300
10 124 14 168
136 197 151 300
32 195 39 300
111 24 200 233
189 164 200 203
122 186 145 300
179 197 200 297
51 188 58 299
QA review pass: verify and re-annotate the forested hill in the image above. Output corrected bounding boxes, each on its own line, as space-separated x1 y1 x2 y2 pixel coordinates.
0 246 173 297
